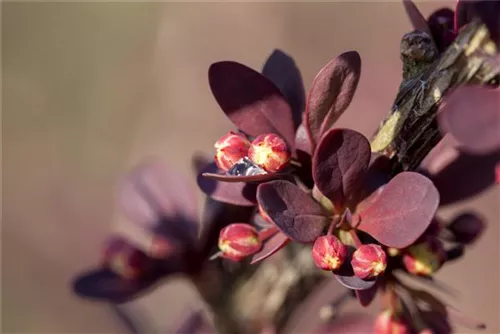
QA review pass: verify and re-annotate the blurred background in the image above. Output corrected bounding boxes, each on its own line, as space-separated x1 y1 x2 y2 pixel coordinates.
2 2 498 333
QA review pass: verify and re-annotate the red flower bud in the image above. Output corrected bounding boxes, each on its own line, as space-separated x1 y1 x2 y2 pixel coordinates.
374 310 410 334
403 237 446 276
312 235 347 271
351 244 387 279
214 131 251 171
248 133 291 172
102 237 151 280
218 223 262 261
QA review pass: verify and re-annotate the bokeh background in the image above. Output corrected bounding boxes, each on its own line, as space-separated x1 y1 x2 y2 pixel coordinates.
2 2 498 333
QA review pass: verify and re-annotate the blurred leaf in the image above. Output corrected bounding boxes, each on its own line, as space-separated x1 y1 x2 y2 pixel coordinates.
446 306 486 330
209 61 295 149
402 0 432 36
72 267 165 304
304 51 361 149
257 180 328 243
456 0 500 46
438 86 500 154
262 49 306 130
429 150 499 206
313 128 371 210
171 310 215 334
446 212 485 244
118 158 199 243
251 232 290 264
355 283 378 307
355 172 439 248
197 162 257 207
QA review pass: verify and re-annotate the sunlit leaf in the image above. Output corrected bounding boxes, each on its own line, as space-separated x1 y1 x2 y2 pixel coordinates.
209 61 295 149
304 51 361 149
313 128 371 210
355 172 439 248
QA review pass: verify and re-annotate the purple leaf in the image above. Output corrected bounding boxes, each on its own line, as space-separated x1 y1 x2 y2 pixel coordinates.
72 267 165 304
202 169 292 183
262 49 306 130
209 61 295 149
355 172 439 248
438 86 500 154
257 180 328 243
197 162 257 207
313 128 371 210
251 232 290 264
118 158 199 243
355 283 378 307
402 0 432 36
427 8 456 52
447 212 485 244
304 51 361 149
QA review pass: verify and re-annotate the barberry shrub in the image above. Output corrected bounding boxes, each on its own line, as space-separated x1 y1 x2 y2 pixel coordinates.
72 1 499 333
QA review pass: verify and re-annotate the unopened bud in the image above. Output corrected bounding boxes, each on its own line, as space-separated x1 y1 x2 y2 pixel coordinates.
102 237 151 280
403 237 446 276
312 235 347 271
374 309 410 334
218 223 262 261
447 213 485 244
248 133 291 172
214 131 251 171
351 244 387 279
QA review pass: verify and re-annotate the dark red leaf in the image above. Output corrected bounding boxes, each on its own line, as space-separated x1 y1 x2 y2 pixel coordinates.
197 162 257 207
257 180 328 243
402 0 432 37
447 212 485 244
202 169 292 183
355 283 379 306
262 49 306 130
305 51 361 149
427 8 456 52
313 128 371 210
250 232 290 264
72 267 165 304
209 61 295 149
456 0 500 46
355 172 439 248
118 158 199 242
438 85 500 154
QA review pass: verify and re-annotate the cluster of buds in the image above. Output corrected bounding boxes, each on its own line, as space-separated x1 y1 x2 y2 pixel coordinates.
101 237 151 280
214 131 291 173
217 223 262 261
312 234 388 280
402 237 447 276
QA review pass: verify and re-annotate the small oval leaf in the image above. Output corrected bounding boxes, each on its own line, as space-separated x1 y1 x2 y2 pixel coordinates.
438 85 500 154
305 51 361 148
333 247 377 290
209 61 295 149
251 232 290 264
313 128 371 210
355 283 379 307
355 172 439 248
257 180 328 243
197 162 257 207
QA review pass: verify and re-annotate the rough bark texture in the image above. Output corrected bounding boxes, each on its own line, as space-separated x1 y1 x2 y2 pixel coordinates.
195 19 498 334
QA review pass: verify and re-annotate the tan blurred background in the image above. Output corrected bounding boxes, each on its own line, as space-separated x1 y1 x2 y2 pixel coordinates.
2 2 498 333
